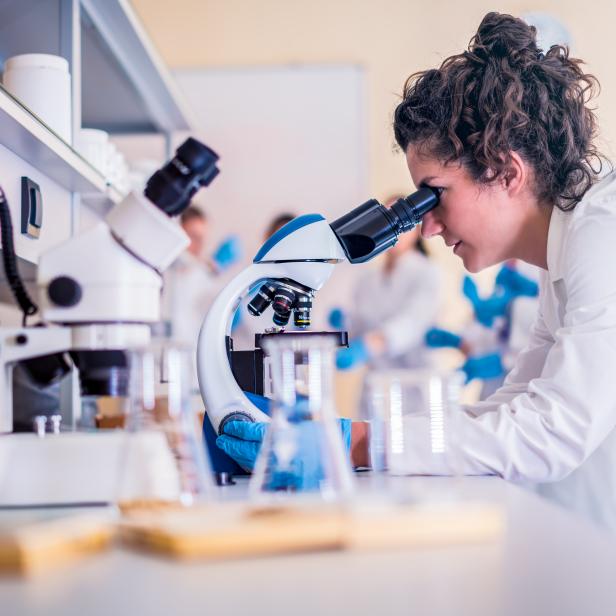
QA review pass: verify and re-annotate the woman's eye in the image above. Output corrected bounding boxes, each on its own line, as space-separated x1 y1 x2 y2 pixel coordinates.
422 183 445 194
430 186 446 198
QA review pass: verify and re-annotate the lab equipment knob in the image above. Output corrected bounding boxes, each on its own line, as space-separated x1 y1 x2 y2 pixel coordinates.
48 276 82 307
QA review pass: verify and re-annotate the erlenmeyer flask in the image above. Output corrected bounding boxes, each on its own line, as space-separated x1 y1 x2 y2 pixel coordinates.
118 344 215 506
249 334 354 502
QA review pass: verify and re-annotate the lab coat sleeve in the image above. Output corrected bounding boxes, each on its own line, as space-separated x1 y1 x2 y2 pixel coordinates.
400 215 616 482
379 266 441 356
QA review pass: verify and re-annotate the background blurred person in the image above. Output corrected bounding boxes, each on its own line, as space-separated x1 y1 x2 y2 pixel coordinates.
162 205 242 349
426 260 540 399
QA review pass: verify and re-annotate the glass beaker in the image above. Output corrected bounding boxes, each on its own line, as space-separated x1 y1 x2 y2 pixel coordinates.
249 334 354 502
366 368 465 477
117 344 215 506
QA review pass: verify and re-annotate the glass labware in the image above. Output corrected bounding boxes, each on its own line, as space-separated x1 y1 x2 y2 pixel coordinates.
367 368 465 478
117 344 215 506
249 334 354 503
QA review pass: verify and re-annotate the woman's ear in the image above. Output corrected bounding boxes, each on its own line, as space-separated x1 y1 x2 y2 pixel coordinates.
503 151 527 196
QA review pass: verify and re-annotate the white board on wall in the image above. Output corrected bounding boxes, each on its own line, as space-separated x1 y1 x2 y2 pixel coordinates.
173 64 368 250
173 64 369 325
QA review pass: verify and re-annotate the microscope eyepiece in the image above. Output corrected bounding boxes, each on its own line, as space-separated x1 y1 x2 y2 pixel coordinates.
390 187 442 233
330 186 440 264
144 137 220 217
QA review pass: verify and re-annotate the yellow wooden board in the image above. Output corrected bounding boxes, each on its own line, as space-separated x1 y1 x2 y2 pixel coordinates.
0 512 114 575
120 500 504 560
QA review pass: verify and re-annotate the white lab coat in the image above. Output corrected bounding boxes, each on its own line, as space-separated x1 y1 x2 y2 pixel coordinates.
162 252 219 347
348 251 441 418
399 171 616 530
351 250 441 371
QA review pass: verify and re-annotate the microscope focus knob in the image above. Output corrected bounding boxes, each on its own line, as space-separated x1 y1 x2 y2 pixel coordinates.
48 276 82 307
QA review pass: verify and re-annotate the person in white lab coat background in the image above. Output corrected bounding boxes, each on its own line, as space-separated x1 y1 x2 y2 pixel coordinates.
332 196 442 415
426 259 540 400
162 205 242 349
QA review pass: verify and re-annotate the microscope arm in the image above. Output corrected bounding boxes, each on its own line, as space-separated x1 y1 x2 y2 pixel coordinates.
197 261 337 434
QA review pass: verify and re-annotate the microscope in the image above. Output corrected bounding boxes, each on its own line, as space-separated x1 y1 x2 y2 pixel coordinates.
197 186 441 437
0 137 218 504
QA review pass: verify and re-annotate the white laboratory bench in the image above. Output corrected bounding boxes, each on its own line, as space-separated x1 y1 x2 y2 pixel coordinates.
1 475 616 616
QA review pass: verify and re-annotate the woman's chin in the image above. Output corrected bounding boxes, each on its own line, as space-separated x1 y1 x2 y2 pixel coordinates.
459 250 484 273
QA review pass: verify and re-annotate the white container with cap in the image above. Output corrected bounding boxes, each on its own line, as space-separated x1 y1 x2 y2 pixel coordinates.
2 53 72 142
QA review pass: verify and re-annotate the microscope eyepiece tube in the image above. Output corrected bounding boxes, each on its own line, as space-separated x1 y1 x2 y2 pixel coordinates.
390 187 442 233
330 186 440 264
144 137 220 217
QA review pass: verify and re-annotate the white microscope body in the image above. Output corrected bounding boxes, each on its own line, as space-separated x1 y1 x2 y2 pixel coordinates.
0 138 219 505
0 191 188 434
0 138 219 434
198 215 347 433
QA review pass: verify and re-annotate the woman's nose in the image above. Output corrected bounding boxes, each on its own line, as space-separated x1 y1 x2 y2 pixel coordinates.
420 210 444 238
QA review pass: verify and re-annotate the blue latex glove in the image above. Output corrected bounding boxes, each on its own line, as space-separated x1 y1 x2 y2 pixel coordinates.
495 264 539 298
425 327 463 349
212 235 242 270
461 353 504 382
474 295 510 328
463 275 510 327
462 275 480 304
216 418 353 488
217 421 267 471
328 307 346 330
336 338 370 370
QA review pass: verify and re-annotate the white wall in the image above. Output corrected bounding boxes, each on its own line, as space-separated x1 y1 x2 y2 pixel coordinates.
173 65 368 251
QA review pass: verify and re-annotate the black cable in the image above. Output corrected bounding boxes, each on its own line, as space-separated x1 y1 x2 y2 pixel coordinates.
0 185 38 325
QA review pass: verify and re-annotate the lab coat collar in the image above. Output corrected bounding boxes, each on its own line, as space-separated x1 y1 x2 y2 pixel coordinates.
546 206 568 282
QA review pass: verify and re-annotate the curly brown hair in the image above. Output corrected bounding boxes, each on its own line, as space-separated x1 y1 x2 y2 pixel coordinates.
393 12 605 211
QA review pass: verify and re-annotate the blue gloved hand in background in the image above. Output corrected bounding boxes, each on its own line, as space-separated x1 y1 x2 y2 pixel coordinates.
461 353 504 382
336 338 370 370
495 264 539 298
328 307 346 330
463 275 510 327
425 327 463 349
216 417 353 489
212 235 242 271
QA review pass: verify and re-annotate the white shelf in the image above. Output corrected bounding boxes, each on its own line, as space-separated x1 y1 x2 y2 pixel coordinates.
0 84 122 205
80 0 195 134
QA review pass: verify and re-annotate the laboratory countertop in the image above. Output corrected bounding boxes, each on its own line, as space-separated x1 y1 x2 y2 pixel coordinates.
1 475 616 616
